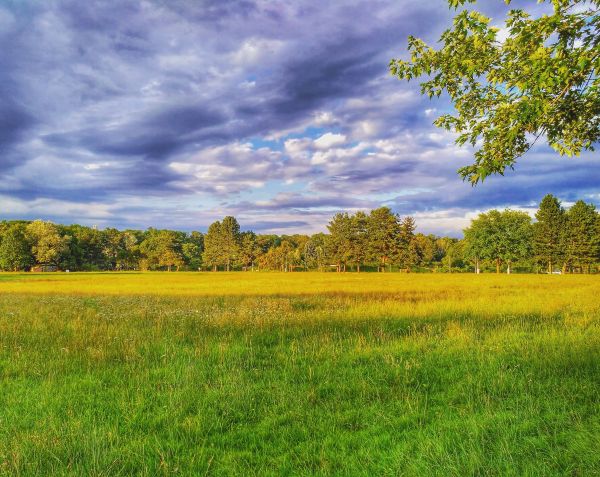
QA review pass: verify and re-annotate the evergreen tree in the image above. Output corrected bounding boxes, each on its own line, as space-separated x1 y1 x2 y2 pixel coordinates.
327 213 352 272
349 211 369 272
396 216 418 270
563 201 599 273
220 216 241 271
533 194 565 273
367 207 400 272
203 221 223 271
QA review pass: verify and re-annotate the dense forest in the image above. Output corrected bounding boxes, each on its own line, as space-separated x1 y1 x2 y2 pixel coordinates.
1 194 599 273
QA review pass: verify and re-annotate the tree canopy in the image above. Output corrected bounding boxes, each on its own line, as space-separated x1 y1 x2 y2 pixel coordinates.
1 195 599 273
390 0 600 183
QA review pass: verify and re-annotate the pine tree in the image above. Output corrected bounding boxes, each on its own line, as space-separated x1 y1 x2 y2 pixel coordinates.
349 212 369 272
533 194 565 273
327 213 352 272
563 201 599 273
367 207 400 272
219 216 241 272
397 216 418 270
202 221 222 271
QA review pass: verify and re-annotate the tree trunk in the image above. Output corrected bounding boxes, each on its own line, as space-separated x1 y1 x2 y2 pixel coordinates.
475 258 480 274
548 260 552 274
357 263 361 273
506 262 511 274
496 258 500 274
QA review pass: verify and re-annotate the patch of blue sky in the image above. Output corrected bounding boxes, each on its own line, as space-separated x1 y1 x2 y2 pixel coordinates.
248 137 283 151
234 180 307 201
250 125 345 152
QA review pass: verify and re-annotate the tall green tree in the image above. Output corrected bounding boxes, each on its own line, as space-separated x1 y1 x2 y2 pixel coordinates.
349 211 369 272
203 221 223 271
0 224 32 271
182 231 204 270
463 220 487 273
367 207 400 272
239 231 259 271
140 229 184 271
119 231 141 270
390 0 600 183
396 216 419 270
102 228 124 270
562 200 599 273
220 216 241 272
69 225 105 270
25 220 70 266
463 209 532 273
327 213 353 272
500 210 533 274
413 233 439 270
533 194 565 273
303 233 327 271
437 236 461 273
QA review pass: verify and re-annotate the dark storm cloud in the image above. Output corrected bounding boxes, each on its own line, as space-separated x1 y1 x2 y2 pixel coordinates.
43 104 226 160
387 149 600 216
0 99 34 161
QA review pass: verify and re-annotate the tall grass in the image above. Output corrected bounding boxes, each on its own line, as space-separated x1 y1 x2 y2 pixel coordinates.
0 273 598 475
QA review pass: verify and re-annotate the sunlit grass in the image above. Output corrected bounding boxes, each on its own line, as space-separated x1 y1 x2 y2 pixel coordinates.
0 273 599 475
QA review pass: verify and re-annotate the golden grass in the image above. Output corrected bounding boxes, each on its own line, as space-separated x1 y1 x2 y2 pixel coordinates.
0 272 598 475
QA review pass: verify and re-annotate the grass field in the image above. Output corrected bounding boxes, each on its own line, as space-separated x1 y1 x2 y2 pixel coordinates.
0 272 599 476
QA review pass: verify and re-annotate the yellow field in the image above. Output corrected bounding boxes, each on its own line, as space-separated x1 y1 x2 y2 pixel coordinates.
1 272 599 475
1 271 598 319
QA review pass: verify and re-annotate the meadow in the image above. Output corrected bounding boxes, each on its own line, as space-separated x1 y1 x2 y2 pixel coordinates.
0 272 599 476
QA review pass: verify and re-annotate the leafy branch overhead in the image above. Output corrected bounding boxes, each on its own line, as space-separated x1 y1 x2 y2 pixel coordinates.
390 0 600 183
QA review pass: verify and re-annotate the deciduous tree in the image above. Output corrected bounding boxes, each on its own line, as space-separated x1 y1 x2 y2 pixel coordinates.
25 220 70 266
0 224 32 271
390 0 600 183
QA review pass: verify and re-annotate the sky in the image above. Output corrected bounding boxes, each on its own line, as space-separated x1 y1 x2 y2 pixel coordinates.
1 0 598 237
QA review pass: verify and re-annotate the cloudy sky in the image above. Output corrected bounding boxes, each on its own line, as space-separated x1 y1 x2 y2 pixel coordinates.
1 0 598 236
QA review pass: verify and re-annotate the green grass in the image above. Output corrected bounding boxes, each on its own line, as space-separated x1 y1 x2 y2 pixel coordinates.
0 273 599 476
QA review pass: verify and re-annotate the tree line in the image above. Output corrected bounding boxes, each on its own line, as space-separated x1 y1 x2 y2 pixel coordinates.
1 194 598 273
